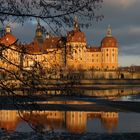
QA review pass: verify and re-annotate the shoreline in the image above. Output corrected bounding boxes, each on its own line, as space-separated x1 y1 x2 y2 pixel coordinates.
0 131 140 140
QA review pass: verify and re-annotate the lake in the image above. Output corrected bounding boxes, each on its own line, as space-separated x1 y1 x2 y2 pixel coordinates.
0 87 140 139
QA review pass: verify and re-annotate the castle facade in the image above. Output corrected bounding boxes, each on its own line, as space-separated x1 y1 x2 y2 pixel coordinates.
0 18 119 73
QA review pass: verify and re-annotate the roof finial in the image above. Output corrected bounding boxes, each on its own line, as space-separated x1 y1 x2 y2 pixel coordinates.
6 24 11 33
37 17 40 25
46 32 50 39
107 24 112 37
74 16 79 31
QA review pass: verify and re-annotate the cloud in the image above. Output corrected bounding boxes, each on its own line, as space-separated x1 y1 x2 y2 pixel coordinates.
129 27 140 35
9 0 140 66
105 0 137 8
119 44 140 56
119 55 140 66
84 0 140 66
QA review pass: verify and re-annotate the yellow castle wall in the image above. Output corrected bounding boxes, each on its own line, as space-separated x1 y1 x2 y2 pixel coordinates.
0 42 119 72
101 48 118 70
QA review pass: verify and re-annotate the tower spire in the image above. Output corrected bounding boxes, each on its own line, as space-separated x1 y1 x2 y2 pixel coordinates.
35 18 42 37
36 18 41 29
35 18 43 44
106 24 112 37
37 18 40 26
74 16 79 31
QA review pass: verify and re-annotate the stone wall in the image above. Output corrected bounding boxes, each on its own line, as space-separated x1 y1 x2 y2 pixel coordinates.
65 70 140 80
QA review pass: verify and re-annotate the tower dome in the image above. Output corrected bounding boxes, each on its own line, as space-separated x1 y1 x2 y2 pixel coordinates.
0 25 17 46
67 16 86 44
101 25 118 48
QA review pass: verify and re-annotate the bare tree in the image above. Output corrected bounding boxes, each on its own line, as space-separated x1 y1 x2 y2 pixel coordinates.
0 0 103 33
0 0 103 90
0 0 103 134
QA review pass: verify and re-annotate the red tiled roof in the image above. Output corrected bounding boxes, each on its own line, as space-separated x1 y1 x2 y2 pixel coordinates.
0 33 17 46
26 42 41 53
67 30 86 43
16 37 63 54
42 37 62 50
101 36 118 48
87 46 101 52
16 42 42 54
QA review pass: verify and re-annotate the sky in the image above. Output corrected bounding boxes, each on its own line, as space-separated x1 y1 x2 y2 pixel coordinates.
11 0 140 67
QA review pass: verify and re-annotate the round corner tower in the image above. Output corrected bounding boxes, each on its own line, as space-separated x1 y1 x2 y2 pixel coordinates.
101 25 118 71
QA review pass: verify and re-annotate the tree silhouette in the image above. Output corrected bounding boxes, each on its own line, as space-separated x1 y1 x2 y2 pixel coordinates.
0 0 103 31
0 0 103 134
0 0 103 90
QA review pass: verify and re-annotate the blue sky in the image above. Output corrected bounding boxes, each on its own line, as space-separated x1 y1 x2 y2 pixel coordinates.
10 0 140 66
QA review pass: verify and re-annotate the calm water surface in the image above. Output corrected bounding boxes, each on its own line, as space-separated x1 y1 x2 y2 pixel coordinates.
0 87 140 134
0 109 140 134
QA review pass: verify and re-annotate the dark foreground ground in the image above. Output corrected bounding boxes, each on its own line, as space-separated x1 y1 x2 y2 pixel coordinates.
0 131 140 140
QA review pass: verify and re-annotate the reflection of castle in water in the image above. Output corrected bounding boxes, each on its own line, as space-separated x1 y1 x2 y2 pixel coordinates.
0 110 18 131
45 88 140 97
0 103 118 133
85 88 140 97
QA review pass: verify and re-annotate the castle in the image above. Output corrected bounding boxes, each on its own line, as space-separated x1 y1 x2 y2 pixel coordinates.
0 17 118 73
